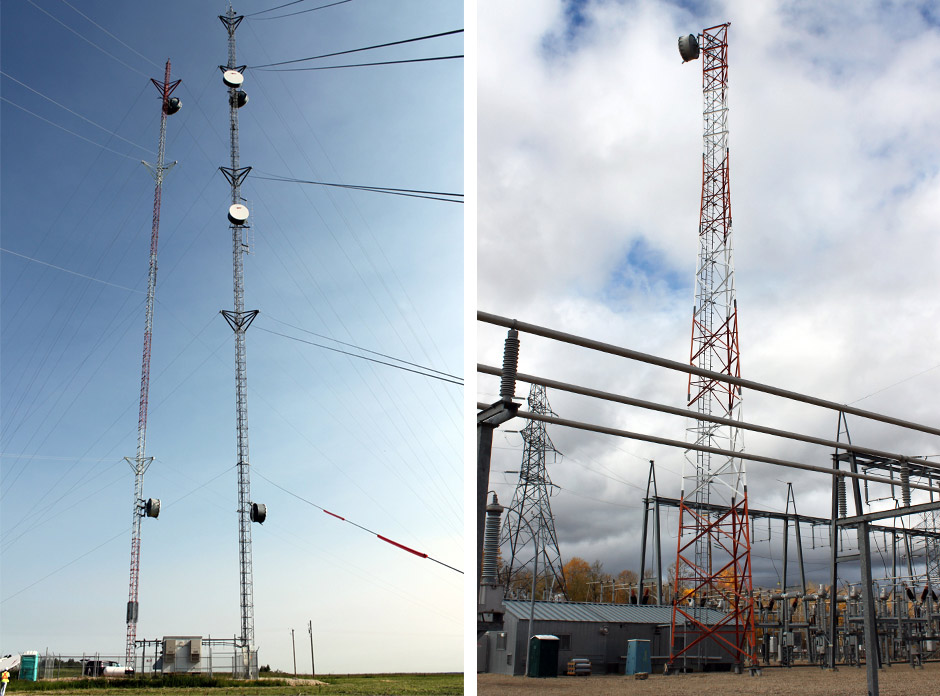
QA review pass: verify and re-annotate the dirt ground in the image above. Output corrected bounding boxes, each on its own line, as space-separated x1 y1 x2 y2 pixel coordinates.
478 662 940 695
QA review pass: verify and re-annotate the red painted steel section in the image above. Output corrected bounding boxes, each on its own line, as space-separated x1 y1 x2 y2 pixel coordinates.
377 535 428 558
126 60 180 672
671 23 756 670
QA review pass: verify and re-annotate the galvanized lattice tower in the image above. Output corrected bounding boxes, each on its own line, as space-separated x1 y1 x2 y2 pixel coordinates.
219 5 263 668
671 24 755 668
500 384 567 599
923 509 940 584
124 60 180 672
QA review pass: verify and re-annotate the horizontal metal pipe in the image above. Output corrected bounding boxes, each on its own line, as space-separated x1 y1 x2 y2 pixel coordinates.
477 311 940 438
837 500 940 526
649 496 940 540
478 403 940 495
478 363 940 474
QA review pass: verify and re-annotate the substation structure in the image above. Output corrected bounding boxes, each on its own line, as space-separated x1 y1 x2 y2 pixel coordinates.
137 636 258 677
641 491 940 668
476 312 940 692
29 639 257 680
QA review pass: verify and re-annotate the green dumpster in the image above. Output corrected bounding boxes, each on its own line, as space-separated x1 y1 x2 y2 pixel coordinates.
527 635 560 677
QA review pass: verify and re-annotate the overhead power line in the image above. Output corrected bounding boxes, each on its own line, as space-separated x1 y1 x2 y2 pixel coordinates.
57 0 161 69
265 314 461 380
0 97 140 161
257 324 463 386
255 55 463 72
0 247 145 294
250 29 463 69
849 363 940 405
256 470 462 574
251 172 462 203
246 0 315 16
0 465 235 603
1 71 155 155
25 0 150 78
249 0 352 20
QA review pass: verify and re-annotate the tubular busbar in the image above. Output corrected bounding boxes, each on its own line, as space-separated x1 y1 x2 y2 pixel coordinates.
476 403 940 496
477 311 940 438
477 363 940 474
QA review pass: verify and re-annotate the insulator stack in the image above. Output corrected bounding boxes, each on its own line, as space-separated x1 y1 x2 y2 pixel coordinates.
838 477 847 518
900 464 911 507
481 494 504 584
499 329 520 400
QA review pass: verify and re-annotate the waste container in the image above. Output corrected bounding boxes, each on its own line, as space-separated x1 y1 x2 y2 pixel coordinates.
625 639 651 675
20 651 40 681
527 635 560 678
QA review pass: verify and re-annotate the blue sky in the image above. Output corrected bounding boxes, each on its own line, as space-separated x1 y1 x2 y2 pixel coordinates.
1 0 462 674
478 0 940 588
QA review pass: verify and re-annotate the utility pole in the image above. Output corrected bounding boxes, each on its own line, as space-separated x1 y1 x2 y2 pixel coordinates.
218 4 265 677
308 620 315 676
639 461 664 605
124 59 179 673
291 629 296 675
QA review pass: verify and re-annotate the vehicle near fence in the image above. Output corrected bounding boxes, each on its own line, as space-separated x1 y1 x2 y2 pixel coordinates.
82 659 124 677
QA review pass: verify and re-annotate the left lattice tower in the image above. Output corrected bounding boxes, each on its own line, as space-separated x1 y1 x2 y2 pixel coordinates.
124 60 181 673
500 384 567 600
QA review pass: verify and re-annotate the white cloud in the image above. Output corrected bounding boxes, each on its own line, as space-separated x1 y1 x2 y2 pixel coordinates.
479 0 940 586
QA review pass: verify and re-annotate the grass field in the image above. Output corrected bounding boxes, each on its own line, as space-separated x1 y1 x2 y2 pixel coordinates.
2 673 463 695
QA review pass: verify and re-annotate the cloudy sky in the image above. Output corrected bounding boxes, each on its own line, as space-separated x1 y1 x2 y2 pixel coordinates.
1 0 462 673
477 0 940 590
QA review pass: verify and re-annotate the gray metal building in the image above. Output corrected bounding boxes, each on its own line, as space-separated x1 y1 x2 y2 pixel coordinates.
478 601 734 675
151 636 258 679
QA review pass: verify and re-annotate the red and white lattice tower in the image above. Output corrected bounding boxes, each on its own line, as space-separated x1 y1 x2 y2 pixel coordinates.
669 24 756 670
124 60 180 672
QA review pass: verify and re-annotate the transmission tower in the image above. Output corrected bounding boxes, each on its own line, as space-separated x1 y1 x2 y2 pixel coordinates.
219 5 264 674
671 24 755 669
500 384 567 600
123 60 180 673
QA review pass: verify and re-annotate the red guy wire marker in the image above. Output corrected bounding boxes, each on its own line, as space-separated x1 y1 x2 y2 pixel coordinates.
377 534 428 559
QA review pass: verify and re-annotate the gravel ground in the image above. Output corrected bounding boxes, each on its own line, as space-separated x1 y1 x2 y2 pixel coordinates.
478 662 940 695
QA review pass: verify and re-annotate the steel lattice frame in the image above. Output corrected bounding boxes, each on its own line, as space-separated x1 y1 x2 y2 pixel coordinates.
671 23 756 669
500 384 567 600
220 5 257 662
124 60 180 672
922 509 940 583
